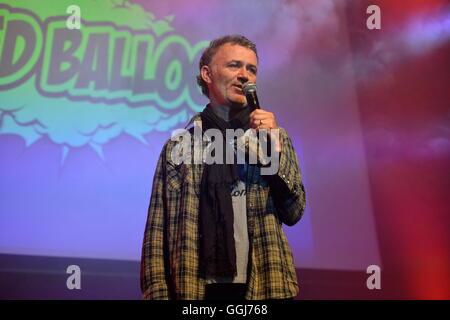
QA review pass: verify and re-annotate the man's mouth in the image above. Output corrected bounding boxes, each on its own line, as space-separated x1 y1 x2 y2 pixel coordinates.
232 84 244 94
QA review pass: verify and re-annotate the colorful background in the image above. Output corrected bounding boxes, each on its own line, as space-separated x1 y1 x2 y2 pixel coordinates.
0 0 448 299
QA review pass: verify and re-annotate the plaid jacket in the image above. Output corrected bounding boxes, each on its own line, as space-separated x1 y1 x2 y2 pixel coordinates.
141 116 306 300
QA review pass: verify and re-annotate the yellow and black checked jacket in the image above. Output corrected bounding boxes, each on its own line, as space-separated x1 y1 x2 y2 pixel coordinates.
141 117 306 300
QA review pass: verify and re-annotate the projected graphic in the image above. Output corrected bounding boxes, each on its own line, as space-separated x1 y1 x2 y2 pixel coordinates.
0 1 208 161
0 0 383 272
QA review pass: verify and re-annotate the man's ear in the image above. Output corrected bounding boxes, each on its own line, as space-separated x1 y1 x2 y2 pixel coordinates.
200 65 212 84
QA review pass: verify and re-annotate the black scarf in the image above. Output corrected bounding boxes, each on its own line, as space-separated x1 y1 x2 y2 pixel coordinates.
199 104 252 278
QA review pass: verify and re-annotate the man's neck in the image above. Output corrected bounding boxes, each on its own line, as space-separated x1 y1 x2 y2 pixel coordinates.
210 103 244 121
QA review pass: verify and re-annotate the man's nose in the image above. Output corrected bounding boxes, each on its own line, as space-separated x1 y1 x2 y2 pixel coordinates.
237 67 249 83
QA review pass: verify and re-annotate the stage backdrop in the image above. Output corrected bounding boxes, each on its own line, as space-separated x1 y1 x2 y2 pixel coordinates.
0 0 381 271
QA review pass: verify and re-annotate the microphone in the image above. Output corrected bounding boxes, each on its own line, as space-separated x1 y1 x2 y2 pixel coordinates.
242 82 273 163
242 82 260 110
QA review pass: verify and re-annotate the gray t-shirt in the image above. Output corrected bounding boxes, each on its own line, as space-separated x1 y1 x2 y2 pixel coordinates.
230 163 249 283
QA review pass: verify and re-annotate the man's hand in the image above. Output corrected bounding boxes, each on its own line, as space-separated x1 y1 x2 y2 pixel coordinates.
249 109 282 152
249 109 277 130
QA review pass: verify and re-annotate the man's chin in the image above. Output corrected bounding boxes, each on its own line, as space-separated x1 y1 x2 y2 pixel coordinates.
229 102 247 110
229 97 247 109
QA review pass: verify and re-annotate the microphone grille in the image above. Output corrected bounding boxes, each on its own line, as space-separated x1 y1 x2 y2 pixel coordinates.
243 82 257 94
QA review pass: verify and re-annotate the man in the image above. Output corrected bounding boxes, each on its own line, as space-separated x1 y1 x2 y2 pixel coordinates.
140 35 306 300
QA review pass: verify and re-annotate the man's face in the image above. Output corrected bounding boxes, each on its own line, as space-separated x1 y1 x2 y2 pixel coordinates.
202 43 258 108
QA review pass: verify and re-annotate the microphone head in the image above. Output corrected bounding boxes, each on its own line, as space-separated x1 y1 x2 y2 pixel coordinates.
242 82 257 95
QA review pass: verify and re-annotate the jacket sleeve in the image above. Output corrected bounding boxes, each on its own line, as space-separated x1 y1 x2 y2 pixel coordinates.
140 143 171 300
267 127 307 226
